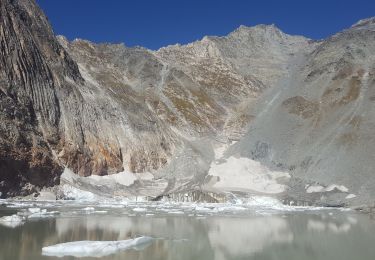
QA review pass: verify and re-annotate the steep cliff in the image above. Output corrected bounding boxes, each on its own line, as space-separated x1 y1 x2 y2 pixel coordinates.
0 0 178 197
0 0 81 196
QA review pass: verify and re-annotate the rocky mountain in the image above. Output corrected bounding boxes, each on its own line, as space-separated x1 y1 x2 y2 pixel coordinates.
228 18 375 206
0 0 178 196
1 0 374 207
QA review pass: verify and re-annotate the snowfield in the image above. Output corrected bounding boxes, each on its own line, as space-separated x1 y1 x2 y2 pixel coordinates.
207 156 290 194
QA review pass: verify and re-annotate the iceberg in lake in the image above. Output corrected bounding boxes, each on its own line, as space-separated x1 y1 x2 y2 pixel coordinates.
0 214 24 228
42 236 154 257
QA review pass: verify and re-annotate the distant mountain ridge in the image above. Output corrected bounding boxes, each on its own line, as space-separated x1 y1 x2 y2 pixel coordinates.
1 0 375 207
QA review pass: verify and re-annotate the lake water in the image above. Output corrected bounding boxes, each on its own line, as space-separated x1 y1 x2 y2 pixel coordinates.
1 200 375 260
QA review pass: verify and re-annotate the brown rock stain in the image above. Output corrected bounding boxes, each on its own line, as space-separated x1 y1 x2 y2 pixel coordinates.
282 96 319 119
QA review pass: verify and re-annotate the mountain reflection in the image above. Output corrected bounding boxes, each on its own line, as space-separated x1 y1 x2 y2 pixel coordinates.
1 209 374 260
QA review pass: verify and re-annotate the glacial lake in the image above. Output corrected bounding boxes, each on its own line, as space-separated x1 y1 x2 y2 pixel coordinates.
1 200 375 260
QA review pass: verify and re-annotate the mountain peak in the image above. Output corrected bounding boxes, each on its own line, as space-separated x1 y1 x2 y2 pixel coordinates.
350 17 375 30
233 23 280 34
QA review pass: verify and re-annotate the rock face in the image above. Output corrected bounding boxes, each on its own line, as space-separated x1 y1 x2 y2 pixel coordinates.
228 19 375 206
0 0 80 196
1 0 375 206
0 0 178 197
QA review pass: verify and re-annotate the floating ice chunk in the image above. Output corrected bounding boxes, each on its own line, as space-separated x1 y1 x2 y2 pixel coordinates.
345 194 356 199
195 206 211 212
216 205 247 212
132 207 147 212
28 207 42 213
94 211 108 214
42 236 154 257
325 185 349 193
0 214 24 228
98 204 125 208
306 185 325 193
82 207 95 211
6 202 35 208
28 209 58 219
167 211 184 214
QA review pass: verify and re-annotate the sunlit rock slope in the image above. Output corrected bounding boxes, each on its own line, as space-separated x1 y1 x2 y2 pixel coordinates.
1 0 375 207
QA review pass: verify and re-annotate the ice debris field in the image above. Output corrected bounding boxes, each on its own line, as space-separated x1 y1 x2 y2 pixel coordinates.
0 195 353 258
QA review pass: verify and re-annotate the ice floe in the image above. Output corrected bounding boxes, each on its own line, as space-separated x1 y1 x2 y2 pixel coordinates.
346 194 357 199
167 210 184 215
28 207 42 214
42 236 154 257
27 208 59 219
306 185 325 193
133 207 147 212
0 214 24 228
82 207 95 211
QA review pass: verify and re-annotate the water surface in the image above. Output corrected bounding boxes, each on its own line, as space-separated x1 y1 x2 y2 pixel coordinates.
1 201 375 260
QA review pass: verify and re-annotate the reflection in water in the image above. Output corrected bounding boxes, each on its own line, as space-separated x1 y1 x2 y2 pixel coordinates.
1 207 375 260
208 217 293 260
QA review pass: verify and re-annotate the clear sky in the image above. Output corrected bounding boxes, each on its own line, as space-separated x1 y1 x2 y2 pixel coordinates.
36 0 375 50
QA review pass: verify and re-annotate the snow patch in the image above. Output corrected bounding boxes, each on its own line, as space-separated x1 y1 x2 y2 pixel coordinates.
60 184 97 201
208 156 290 194
214 145 228 160
306 184 349 193
88 171 137 187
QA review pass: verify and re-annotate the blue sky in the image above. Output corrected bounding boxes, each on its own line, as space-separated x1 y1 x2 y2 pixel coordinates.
36 0 375 50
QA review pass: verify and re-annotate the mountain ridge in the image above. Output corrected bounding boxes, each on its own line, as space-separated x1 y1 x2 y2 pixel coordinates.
1 0 375 207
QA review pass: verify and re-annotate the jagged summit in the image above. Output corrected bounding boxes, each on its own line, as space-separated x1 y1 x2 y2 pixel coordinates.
351 16 375 30
231 23 281 34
